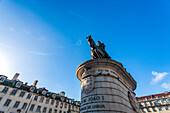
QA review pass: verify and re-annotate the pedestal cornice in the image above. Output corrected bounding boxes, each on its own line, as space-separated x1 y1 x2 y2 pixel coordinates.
76 58 137 91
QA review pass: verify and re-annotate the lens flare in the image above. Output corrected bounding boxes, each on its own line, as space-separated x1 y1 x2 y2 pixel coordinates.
0 55 10 75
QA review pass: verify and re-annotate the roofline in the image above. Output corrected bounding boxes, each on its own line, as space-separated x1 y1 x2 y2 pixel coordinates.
136 92 170 100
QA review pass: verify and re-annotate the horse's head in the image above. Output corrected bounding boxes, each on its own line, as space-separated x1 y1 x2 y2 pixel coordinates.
86 35 96 48
86 35 91 40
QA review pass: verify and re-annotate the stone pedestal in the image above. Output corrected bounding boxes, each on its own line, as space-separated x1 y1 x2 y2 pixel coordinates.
76 59 141 113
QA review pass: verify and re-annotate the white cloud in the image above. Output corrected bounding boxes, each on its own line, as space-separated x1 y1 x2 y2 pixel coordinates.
28 51 50 56
161 83 170 90
151 71 168 84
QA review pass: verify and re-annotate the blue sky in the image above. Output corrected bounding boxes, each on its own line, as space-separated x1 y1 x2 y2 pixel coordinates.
0 0 170 100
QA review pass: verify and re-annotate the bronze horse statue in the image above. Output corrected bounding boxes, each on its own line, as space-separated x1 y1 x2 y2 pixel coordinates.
86 35 111 59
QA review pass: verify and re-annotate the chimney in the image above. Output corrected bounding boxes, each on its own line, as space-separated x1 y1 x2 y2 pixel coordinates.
12 73 20 80
33 80 38 86
60 91 65 96
25 82 28 85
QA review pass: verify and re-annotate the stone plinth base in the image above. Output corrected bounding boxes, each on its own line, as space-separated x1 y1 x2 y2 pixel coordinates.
76 59 141 113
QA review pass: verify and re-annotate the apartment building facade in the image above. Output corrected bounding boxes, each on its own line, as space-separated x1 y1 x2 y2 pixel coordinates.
136 92 170 113
0 74 80 113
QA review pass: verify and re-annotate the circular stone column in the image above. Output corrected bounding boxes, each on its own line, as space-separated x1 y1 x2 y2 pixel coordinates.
76 59 141 113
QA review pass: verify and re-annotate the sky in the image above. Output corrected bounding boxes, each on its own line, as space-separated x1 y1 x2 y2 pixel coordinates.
0 0 170 100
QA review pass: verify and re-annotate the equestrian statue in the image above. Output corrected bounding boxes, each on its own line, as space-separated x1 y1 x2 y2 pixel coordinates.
86 35 111 59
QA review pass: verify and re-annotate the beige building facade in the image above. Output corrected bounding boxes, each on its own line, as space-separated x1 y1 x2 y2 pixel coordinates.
0 74 80 113
136 92 170 113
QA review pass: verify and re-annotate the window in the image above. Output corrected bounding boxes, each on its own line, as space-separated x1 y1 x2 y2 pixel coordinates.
26 94 32 99
149 101 153 106
66 99 68 102
2 87 9 93
22 103 28 109
36 90 40 93
42 91 47 95
34 96 38 101
55 101 59 107
16 82 22 88
13 101 20 108
10 90 17 95
154 101 159 106
39 97 44 103
51 100 54 105
0 77 6 82
144 101 148 106
4 99 12 106
139 102 143 107
36 106 41 112
29 104 35 111
167 98 170 103
54 109 57 113
42 107 47 113
152 107 156 112
60 102 63 108
0 97 2 101
63 111 66 113
146 108 151 112
165 107 169 110
64 103 67 108
159 107 162 111
161 99 165 104
158 96 162 98
45 99 49 104
141 108 145 113
61 97 65 101
59 110 62 113
52 94 56 98
48 108 52 113
19 92 25 97
30 87 35 92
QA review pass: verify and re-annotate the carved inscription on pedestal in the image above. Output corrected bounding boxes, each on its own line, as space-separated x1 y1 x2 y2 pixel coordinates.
81 95 105 105
80 94 106 112
80 104 105 112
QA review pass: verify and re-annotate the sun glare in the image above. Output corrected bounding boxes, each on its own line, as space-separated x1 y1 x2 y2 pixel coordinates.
0 55 10 76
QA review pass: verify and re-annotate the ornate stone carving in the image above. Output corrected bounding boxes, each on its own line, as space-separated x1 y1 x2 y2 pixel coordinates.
128 91 137 111
81 76 94 94
82 69 96 79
